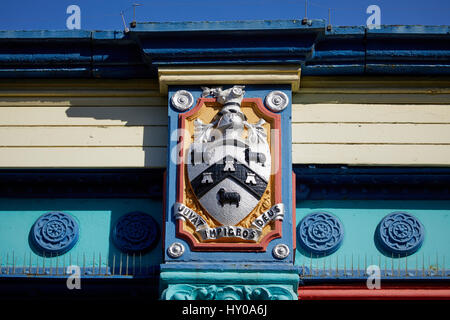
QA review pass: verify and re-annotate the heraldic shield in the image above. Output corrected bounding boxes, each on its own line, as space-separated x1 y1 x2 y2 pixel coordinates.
175 85 284 250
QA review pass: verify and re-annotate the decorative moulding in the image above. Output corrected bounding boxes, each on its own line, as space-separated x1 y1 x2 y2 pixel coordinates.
0 169 164 199
162 284 297 300
30 212 79 256
293 165 450 200
158 65 301 94
159 267 299 300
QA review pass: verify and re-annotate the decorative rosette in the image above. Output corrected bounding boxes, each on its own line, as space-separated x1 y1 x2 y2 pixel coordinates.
112 212 159 254
265 90 289 112
171 90 194 111
298 211 344 256
31 212 79 255
375 212 424 256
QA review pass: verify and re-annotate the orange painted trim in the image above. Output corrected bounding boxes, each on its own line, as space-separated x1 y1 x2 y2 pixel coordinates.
175 97 283 252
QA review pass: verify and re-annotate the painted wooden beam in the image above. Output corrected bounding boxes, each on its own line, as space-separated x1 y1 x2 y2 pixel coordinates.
157 65 301 94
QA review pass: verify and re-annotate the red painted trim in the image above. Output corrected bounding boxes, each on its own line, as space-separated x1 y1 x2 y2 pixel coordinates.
298 283 450 300
292 171 296 254
175 97 283 252
162 170 167 256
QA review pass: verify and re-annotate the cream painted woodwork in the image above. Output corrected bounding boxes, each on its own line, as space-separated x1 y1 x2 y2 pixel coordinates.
0 76 449 168
292 76 450 166
292 144 450 166
0 79 167 168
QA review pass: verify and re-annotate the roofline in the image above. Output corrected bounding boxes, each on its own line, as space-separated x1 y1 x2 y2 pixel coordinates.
0 20 449 38
0 20 448 78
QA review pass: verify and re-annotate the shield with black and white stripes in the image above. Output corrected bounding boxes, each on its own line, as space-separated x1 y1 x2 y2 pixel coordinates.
188 137 271 226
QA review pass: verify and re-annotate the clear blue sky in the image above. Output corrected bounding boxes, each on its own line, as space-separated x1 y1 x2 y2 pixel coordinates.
0 0 448 31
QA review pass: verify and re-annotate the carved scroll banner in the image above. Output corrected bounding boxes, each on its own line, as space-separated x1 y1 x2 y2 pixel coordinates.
174 202 284 241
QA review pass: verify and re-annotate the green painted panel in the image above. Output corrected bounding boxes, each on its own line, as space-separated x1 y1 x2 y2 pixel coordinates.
0 198 162 269
295 200 450 271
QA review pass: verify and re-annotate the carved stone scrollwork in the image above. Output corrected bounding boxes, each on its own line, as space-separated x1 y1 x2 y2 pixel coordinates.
265 90 289 112
375 212 425 256
162 284 297 300
171 90 194 111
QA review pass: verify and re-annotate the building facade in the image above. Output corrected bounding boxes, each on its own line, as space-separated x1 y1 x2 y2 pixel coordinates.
0 20 449 300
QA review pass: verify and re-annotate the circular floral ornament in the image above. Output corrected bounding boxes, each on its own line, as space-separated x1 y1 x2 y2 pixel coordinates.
112 212 159 254
171 90 194 111
31 212 79 256
265 90 289 112
298 212 344 256
375 212 425 256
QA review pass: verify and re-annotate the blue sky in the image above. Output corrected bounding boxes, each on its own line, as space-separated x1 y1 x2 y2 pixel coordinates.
0 0 448 31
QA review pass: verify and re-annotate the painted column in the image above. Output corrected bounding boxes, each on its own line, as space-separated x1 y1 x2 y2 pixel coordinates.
159 67 300 300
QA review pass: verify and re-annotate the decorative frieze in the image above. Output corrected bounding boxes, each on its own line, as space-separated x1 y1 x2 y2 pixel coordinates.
162 284 297 300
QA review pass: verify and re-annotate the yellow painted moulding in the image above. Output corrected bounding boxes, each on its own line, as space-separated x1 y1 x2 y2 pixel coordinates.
158 65 301 94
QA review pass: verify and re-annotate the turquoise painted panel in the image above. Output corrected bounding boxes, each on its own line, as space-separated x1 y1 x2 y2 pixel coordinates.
0 198 162 271
295 200 450 271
